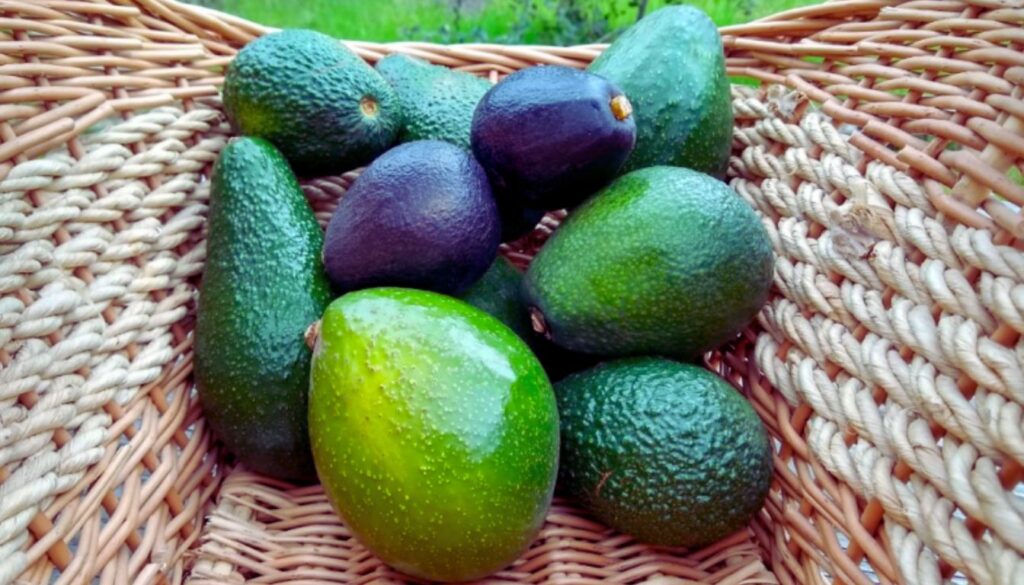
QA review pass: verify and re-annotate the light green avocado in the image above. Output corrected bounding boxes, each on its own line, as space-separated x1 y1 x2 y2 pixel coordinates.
308 287 559 582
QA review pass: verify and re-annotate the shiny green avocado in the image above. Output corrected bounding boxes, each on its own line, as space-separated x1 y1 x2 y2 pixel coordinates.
308 287 559 582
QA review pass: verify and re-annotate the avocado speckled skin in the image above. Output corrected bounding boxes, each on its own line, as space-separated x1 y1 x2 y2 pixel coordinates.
309 288 559 582
376 54 491 149
194 137 332 482
588 6 733 177
524 166 774 360
471 65 636 211
322 140 501 295
223 29 401 176
556 358 773 547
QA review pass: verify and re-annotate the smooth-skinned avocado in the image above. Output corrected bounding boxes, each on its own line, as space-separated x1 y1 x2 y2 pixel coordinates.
223 29 401 176
376 53 491 149
497 198 545 242
308 288 559 582
556 358 773 547
524 166 774 360
322 140 501 295
194 137 332 482
588 6 733 177
471 65 636 211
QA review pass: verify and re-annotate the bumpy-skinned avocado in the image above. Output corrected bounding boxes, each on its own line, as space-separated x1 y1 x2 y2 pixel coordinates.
471 65 636 211
556 358 773 547
223 29 401 176
322 140 500 295
309 288 559 582
588 6 733 177
524 166 773 360
376 53 490 149
194 137 332 481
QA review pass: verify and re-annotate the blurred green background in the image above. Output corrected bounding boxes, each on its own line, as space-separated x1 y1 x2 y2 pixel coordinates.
192 0 815 44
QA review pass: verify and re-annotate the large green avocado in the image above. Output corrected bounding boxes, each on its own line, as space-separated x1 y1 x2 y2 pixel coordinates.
194 137 332 481
223 29 401 176
308 288 559 582
588 6 733 177
556 358 773 547
524 166 773 360
375 53 491 149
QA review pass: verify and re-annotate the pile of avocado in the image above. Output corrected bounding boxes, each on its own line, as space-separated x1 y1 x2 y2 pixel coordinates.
196 6 774 583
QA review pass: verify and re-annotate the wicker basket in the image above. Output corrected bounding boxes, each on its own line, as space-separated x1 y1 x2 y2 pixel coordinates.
2 0 1022 583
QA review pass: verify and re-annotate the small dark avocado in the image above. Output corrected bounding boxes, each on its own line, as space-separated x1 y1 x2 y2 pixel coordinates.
195 137 332 482
556 357 773 547
471 65 636 211
222 29 401 176
323 140 500 295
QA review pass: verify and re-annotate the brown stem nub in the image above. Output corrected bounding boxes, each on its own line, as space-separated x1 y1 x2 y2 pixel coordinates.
360 95 379 117
610 95 633 121
304 320 322 351
529 307 552 340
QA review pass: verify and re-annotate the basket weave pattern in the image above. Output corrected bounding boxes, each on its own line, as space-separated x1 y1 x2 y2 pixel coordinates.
0 0 1021 583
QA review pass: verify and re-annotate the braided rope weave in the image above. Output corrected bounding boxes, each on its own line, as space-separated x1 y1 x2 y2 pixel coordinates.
0 0 1021 583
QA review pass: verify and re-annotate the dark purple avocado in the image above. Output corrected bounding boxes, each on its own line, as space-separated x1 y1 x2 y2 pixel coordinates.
471 65 636 211
322 140 501 295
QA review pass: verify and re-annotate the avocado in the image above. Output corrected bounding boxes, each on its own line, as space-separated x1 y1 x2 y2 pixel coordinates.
308 288 559 582
194 137 332 482
497 198 545 242
556 357 773 547
471 65 636 210
223 29 401 176
322 140 500 295
524 166 773 360
458 257 600 382
588 6 733 177
459 256 534 340
376 53 491 149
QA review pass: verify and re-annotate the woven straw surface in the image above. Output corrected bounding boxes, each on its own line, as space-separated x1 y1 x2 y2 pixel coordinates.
0 0 1021 584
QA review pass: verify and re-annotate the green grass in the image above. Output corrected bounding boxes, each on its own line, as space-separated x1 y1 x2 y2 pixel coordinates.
212 0 818 44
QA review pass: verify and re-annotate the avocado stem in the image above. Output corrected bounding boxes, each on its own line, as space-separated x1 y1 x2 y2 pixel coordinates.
304 320 322 351
360 95 379 117
610 95 633 121
529 307 552 340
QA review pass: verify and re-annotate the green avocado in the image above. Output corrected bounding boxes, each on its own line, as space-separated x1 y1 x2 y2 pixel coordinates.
376 53 491 149
556 358 773 547
588 6 733 177
223 29 401 176
524 166 773 360
459 257 601 382
308 288 559 582
194 137 332 481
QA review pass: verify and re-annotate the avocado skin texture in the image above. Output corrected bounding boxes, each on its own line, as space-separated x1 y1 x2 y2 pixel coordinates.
194 137 332 482
322 140 501 295
471 65 636 211
556 358 773 547
376 54 490 149
223 29 401 176
309 288 559 582
524 166 773 360
588 6 733 177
